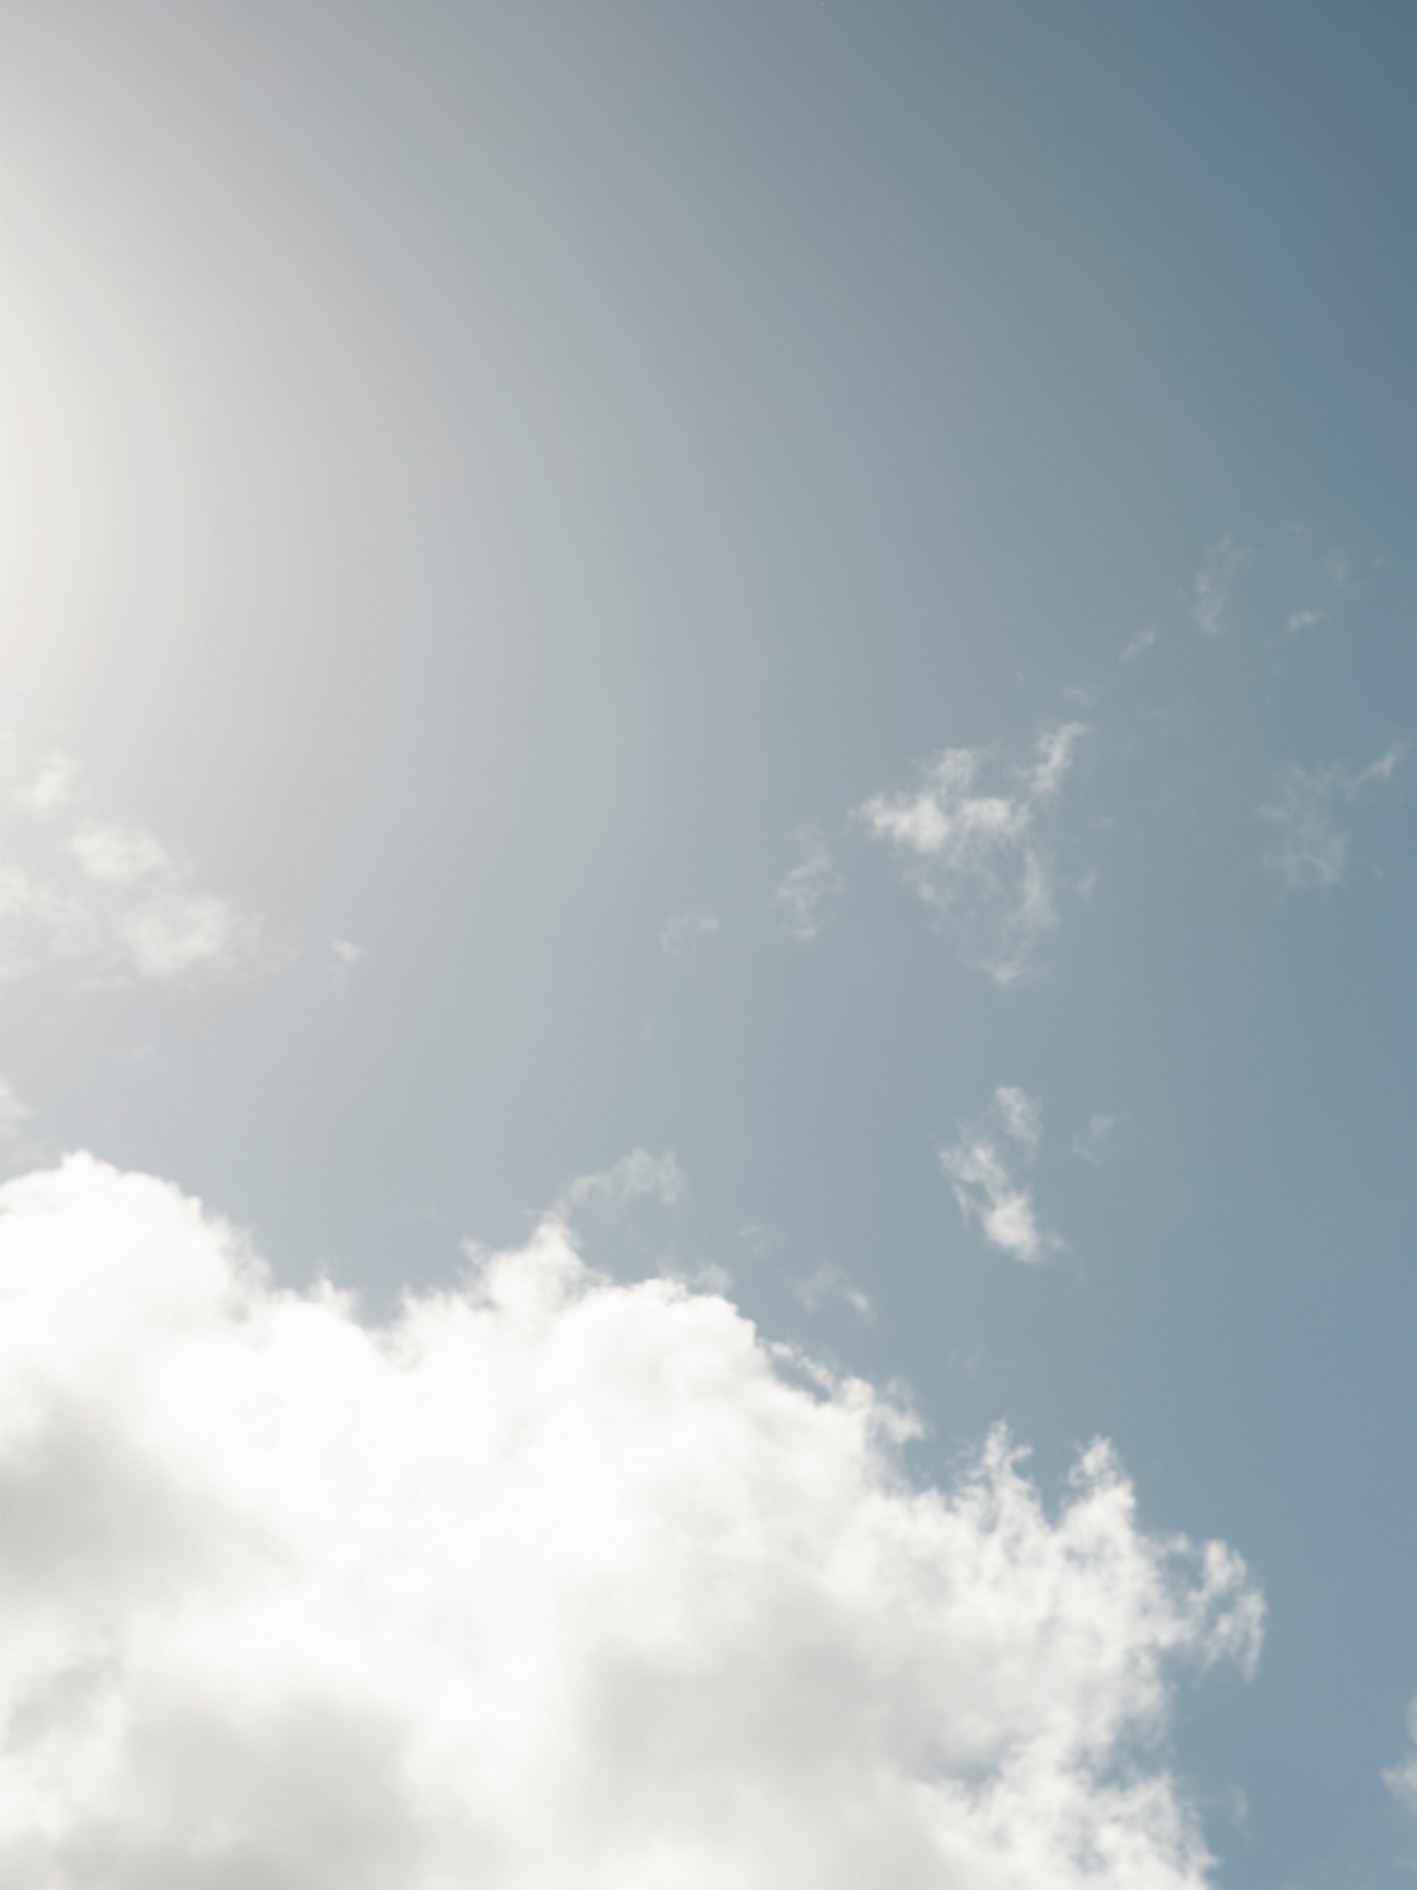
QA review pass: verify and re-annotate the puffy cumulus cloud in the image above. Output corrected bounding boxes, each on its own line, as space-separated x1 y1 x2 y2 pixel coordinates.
858 724 1087 987
1386 1700 1417 1816
0 1154 1263 1890
792 1265 874 1322
940 1086 1063 1264
1259 744 1404 893
1 755 265 984
1191 534 1254 637
773 830 843 942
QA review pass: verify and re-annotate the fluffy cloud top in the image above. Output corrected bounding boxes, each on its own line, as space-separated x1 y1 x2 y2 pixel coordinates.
0 1156 1262 1889
1 756 265 984
858 725 1086 986
940 1085 1063 1263
1259 744 1404 892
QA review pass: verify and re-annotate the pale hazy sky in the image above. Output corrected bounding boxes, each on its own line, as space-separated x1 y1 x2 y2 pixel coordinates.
3 6 1416 1886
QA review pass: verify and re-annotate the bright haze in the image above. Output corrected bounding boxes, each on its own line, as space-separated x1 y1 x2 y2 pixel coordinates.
2 6 1415 1887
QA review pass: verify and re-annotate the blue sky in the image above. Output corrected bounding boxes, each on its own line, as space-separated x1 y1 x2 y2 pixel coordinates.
3 5 1416 1884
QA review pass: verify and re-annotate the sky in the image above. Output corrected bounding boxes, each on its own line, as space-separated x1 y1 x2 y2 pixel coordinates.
2 3 1415 1884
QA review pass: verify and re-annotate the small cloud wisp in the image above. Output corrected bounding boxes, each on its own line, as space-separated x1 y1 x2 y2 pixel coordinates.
940 1085 1064 1263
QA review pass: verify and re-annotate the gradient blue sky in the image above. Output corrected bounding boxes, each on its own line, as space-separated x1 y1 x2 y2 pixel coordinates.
4 5 1416 1884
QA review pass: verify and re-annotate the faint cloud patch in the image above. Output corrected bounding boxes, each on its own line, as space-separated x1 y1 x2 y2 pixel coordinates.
1284 544 1355 635
773 830 842 942
941 1086 1064 1264
0 1076 33 1142
0 1152 1265 1889
15 754 79 816
1119 626 1157 662
1071 1113 1122 1165
1192 533 1254 636
1 754 267 985
327 936 368 992
555 1149 687 1225
793 1266 874 1323
735 1222 782 1262
946 1342 987 1382
1385 1699 1417 1816
1260 744 1404 892
660 911 720 961
858 724 1087 987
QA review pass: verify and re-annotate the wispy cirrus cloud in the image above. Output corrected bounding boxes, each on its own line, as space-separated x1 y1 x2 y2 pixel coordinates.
940 1086 1063 1264
1191 533 1254 636
0 1152 1263 1889
773 829 842 941
858 724 1087 986
1 754 267 984
1259 744 1404 892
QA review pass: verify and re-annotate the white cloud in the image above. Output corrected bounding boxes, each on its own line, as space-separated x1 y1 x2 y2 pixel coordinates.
1259 744 1405 892
1385 1699 1417 1815
660 911 721 961
940 1086 1064 1264
858 724 1087 987
1 756 265 984
773 831 842 941
1191 534 1254 637
0 1154 1262 1889
1121 626 1158 662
